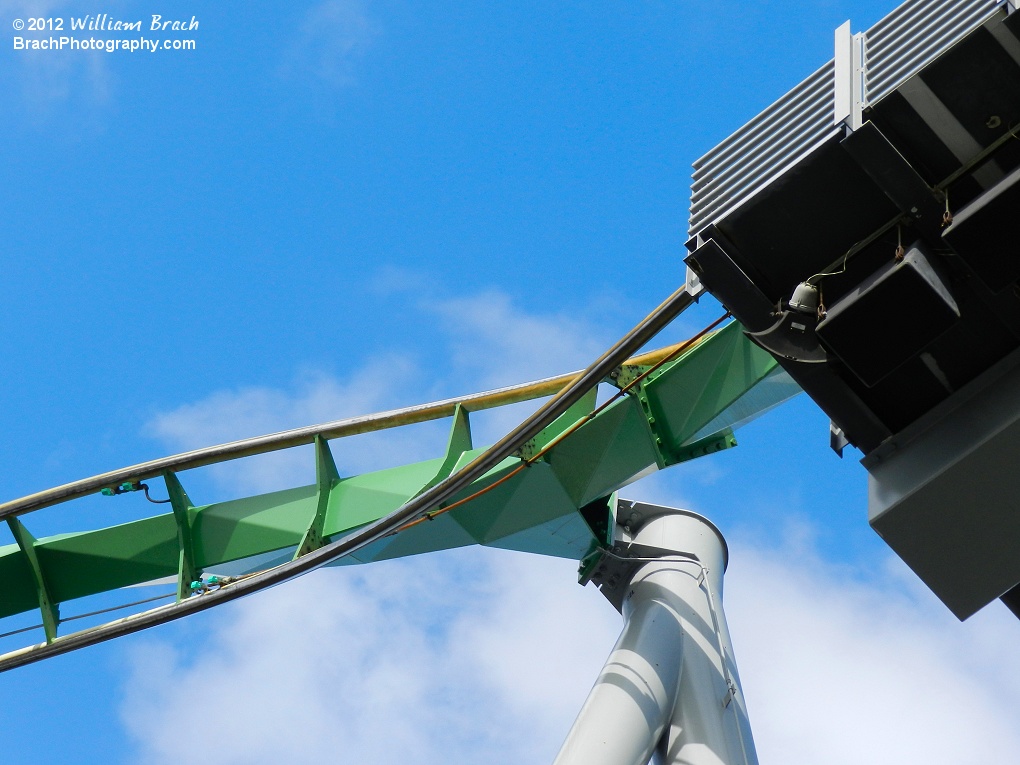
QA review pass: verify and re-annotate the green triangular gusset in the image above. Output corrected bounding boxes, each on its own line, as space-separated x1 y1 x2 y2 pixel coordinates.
294 437 342 560
163 470 201 602
5 517 60 643
414 404 475 497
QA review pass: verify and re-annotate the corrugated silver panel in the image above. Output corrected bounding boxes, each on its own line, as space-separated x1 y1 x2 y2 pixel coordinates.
688 0 1002 236
689 61 834 235
866 0 1000 102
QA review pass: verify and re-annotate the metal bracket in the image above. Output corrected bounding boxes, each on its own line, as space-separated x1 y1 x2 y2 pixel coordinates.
515 438 540 462
577 545 640 613
722 680 739 709
671 429 738 464
606 364 650 391
579 498 709 611
6 517 60 643
294 435 340 559
633 382 672 469
685 265 705 299
577 493 616 561
834 21 867 131
163 471 201 602
830 421 850 458
579 537 702 613
626 379 737 468
514 388 598 462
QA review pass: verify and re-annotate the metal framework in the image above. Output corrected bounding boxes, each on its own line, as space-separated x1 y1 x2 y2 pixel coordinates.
0 305 799 673
686 0 1020 620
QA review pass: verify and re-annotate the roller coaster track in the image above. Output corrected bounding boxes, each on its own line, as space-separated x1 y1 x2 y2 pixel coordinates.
0 288 799 672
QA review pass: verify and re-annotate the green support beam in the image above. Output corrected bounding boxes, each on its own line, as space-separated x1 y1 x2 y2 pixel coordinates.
0 323 799 626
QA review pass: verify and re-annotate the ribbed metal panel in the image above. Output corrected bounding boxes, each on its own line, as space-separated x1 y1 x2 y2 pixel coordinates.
866 0 1000 102
688 0 1003 236
689 61 834 235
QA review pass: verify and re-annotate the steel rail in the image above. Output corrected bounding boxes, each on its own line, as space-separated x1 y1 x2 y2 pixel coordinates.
0 288 697 672
0 321 704 522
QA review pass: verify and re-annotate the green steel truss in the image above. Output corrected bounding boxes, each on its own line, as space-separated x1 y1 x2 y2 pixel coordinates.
0 322 797 645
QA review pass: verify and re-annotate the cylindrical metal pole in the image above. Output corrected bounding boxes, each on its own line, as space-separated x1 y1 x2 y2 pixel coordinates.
553 577 686 765
554 508 758 765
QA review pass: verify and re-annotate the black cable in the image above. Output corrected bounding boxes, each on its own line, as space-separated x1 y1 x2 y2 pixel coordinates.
61 590 176 622
0 590 176 641
141 484 171 504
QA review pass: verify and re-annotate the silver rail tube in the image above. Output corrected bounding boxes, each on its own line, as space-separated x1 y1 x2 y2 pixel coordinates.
0 313 703 522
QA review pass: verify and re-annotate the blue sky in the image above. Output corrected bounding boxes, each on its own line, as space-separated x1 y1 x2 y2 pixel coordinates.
2 1 1019 763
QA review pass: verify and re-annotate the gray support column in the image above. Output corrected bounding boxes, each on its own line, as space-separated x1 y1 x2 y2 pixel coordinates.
554 507 757 765
553 572 685 765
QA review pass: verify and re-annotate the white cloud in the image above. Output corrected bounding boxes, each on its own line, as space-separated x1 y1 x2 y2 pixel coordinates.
146 355 442 495
421 289 613 445
426 289 609 390
0 0 60 18
726 542 1020 765
145 287 613 492
121 548 620 765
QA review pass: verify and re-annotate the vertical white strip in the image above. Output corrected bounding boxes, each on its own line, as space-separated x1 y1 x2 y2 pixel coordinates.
834 20 853 128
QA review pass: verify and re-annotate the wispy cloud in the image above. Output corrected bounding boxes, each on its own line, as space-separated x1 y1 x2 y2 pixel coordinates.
727 540 1020 763
426 289 609 390
369 273 611 390
121 549 620 765
0 0 60 20
146 355 438 494
145 286 613 492
278 0 376 88
2 0 113 122
421 288 613 445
